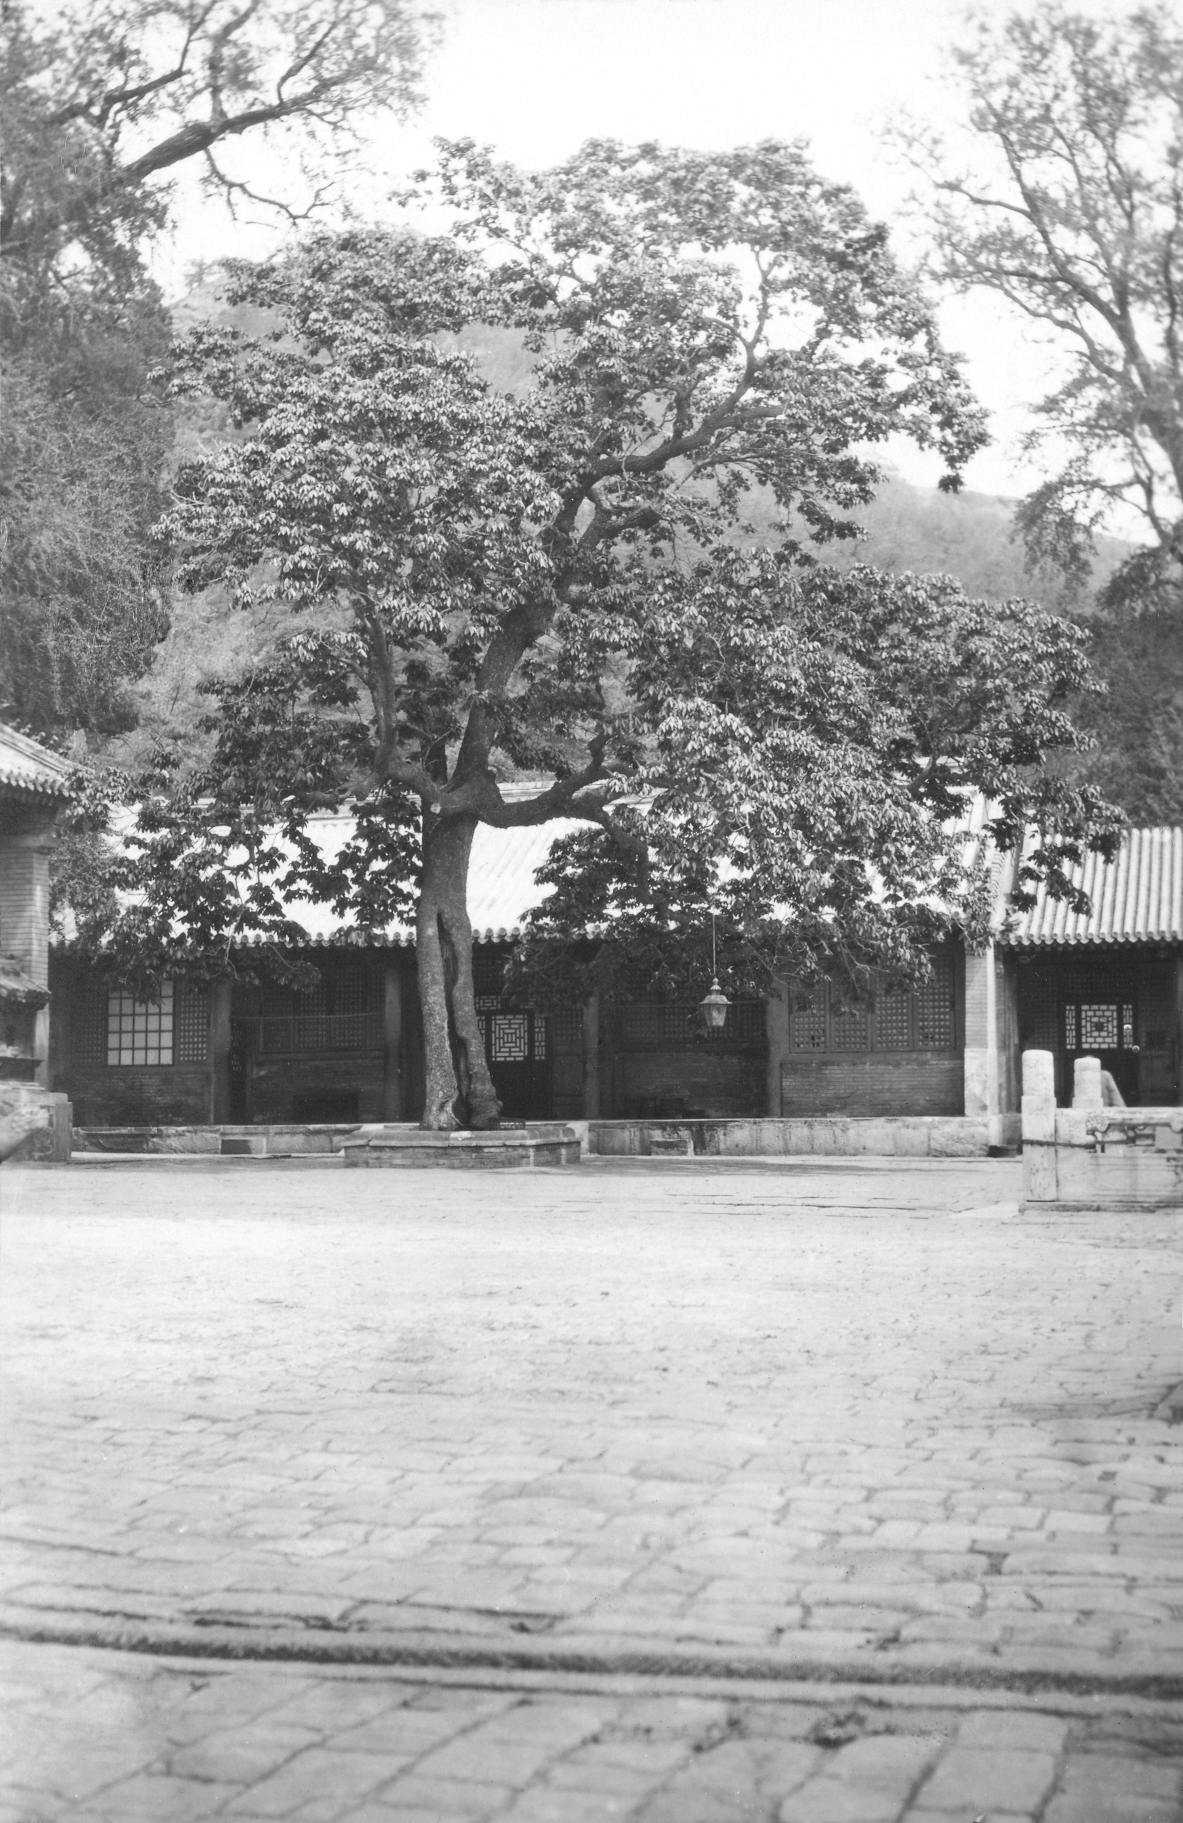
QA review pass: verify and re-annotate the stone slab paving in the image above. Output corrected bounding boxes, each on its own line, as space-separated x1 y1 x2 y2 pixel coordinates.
3 1640 1182 1822
1 1158 1181 1818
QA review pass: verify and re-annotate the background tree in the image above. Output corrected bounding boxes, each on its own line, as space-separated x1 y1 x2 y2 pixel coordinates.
87 143 1118 1130
0 0 436 735
894 1 1183 819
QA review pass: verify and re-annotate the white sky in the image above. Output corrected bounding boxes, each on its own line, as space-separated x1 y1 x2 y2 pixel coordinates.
156 0 1130 500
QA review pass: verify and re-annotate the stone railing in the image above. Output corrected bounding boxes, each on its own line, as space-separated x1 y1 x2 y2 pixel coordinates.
1022 1049 1183 1211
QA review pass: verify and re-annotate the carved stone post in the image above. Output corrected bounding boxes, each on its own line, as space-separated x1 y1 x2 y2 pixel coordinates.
1072 1055 1103 1111
1021 1048 1057 1203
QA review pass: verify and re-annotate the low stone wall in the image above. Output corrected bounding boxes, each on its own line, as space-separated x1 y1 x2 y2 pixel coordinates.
74 1123 357 1156
588 1115 1019 1158
1022 1049 1183 1211
341 1124 581 1169
72 1112 1027 1163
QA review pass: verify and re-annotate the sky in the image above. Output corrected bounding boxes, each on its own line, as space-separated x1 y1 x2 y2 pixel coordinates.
157 0 1126 500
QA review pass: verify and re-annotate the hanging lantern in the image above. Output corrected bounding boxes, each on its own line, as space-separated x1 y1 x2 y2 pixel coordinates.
699 976 730 1032
699 911 729 1031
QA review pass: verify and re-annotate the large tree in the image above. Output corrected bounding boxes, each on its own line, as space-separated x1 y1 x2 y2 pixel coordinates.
0 0 435 734
1 0 434 270
896 2 1182 591
894 2 1183 820
91 142 1116 1128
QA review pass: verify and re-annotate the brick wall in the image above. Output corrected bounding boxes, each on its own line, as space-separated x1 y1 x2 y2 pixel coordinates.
248 1056 386 1124
66 1065 212 1127
612 1047 767 1117
782 1054 964 1117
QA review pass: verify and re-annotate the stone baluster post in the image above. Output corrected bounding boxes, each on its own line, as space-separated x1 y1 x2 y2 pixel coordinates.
1021 1048 1057 1203
1072 1055 1103 1111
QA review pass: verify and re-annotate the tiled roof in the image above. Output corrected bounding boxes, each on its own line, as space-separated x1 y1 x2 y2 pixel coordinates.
467 816 584 940
239 802 587 948
0 955 51 1007
1000 827 1183 947
0 725 72 800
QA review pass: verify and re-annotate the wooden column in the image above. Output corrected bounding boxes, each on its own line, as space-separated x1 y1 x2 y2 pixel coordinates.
765 980 789 1117
1176 954 1183 1107
997 951 1021 1118
581 991 601 1120
208 978 232 1124
383 959 404 1121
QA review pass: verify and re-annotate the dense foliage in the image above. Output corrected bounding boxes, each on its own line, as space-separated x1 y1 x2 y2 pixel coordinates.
0 0 434 734
84 141 1120 1125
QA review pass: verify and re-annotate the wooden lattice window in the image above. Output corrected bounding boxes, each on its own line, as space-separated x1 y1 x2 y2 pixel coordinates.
787 954 957 1053
473 949 509 1001
551 1007 583 1046
916 956 956 1049
491 1012 530 1062
830 1000 868 1051
175 985 208 1064
619 1003 674 1048
1063 996 1136 1053
876 986 913 1051
76 982 108 1066
618 999 765 1049
789 989 827 1050
331 961 368 1017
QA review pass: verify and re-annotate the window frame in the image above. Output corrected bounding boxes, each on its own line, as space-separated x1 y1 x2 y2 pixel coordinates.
106 980 175 1068
788 955 959 1055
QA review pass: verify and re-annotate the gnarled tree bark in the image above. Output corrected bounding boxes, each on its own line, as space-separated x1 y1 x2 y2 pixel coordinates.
415 810 501 1130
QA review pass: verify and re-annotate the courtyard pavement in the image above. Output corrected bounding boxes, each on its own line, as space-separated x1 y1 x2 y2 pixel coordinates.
1 1156 1180 1821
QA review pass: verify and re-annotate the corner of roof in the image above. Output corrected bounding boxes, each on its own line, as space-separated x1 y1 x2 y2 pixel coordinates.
0 722 73 797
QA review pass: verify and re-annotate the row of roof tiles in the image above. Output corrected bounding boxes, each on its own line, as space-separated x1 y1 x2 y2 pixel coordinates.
236 813 586 947
0 725 72 799
1001 826 1183 949
245 814 1183 950
8 722 1178 949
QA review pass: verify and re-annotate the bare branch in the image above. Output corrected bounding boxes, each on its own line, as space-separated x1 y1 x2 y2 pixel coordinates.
202 148 333 223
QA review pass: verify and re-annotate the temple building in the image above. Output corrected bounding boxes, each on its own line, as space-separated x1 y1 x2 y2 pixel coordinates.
43 800 1183 1143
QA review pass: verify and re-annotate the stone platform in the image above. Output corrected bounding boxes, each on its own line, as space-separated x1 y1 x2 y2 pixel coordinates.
340 1122 582 1168
71 1114 1022 1162
589 1113 1021 1159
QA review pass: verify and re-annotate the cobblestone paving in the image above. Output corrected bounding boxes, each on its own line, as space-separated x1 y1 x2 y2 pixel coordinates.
4 1640 1182 1822
1 1158 1181 1819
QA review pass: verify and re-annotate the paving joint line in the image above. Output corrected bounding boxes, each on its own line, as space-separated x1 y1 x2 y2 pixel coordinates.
5 1614 1182 1703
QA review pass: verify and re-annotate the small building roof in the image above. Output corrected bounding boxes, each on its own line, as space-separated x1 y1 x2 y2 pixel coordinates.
237 800 588 948
67 779 1183 956
0 725 72 801
999 826 1183 948
0 955 51 1007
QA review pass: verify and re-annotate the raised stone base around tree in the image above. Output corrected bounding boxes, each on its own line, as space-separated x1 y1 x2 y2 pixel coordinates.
341 1123 582 1168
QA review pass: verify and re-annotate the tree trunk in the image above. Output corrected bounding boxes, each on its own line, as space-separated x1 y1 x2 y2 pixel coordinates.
416 811 502 1130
